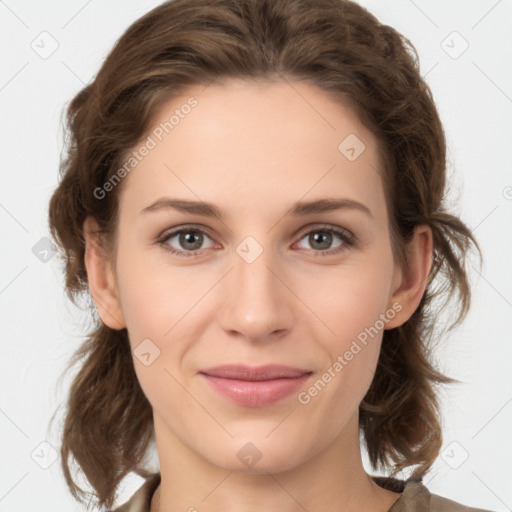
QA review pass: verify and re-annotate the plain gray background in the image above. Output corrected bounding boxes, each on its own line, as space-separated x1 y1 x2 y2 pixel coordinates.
1 0 511 510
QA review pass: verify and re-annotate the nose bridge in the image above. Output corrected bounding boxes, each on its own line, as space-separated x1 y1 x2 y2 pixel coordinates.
219 237 293 340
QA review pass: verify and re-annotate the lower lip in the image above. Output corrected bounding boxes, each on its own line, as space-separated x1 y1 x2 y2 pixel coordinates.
200 373 312 407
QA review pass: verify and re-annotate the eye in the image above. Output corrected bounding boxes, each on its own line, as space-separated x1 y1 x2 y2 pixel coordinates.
294 224 355 255
157 226 216 257
157 223 355 258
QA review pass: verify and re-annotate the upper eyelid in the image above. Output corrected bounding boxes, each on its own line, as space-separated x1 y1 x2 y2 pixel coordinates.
158 224 216 242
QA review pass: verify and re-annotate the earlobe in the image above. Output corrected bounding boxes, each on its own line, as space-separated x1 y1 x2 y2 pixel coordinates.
385 225 433 330
83 217 126 330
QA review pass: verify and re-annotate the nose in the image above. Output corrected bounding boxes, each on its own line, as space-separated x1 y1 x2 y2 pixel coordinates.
218 244 294 343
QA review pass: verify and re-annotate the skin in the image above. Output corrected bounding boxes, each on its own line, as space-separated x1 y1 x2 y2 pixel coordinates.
84 78 432 512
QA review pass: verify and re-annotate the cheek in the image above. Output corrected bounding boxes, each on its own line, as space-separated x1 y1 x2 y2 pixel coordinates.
114 242 205 346
307 253 395 346
295 276 392 433
304 250 395 393
113 242 213 406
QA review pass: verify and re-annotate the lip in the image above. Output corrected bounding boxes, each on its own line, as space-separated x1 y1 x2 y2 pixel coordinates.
199 364 313 408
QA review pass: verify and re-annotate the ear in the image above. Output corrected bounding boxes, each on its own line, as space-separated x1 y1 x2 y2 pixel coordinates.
385 225 433 329
83 216 126 330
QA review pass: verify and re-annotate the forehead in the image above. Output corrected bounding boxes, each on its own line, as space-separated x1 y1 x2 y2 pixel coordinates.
118 78 387 223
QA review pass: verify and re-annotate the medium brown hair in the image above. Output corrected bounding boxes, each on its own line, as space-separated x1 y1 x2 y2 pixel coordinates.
48 0 480 508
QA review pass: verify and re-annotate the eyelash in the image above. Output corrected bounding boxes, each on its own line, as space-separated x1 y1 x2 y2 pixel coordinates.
156 224 356 258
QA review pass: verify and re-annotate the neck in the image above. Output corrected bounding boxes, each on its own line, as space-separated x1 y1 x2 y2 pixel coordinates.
150 413 401 512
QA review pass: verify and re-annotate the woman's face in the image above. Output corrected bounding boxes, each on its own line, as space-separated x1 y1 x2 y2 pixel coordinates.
106 79 406 472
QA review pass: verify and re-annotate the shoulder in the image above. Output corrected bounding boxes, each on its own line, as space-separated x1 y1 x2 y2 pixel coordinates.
429 492 495 512
113 472 496 512
109 473 161 512
371 475 496 512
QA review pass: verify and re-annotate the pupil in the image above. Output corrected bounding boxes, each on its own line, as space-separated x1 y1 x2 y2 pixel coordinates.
181 231 202 250
311 231 331 250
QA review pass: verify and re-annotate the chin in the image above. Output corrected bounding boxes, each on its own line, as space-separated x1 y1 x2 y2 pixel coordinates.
200 428 314 475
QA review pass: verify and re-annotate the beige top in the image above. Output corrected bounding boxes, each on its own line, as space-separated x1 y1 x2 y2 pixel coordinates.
111 473 495 512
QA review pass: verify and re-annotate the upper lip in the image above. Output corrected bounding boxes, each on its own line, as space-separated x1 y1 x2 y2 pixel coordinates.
199 364 312 381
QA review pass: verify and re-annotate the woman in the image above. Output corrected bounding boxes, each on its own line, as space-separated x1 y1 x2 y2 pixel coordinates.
47 0 493 510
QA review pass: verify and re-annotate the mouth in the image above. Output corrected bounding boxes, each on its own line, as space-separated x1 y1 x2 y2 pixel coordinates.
199 364 313 408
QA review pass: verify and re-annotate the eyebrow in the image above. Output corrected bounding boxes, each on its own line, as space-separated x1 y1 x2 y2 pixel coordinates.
140 197 373 219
